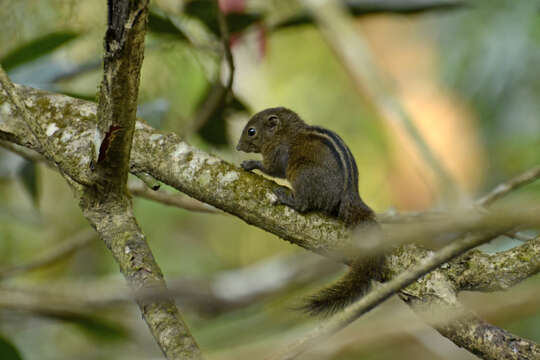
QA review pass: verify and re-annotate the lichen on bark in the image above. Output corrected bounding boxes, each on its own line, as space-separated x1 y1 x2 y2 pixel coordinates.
1 86 539 359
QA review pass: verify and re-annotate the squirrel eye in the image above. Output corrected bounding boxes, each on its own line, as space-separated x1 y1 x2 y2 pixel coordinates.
247 127 256 136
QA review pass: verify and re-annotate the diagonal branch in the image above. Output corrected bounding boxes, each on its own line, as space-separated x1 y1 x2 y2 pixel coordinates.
216 0 235 103
0 1 207 359
191 0 236 132
266 226 515 360
130 183 220 214
476 165 540 207
1 87 539 360
409 299 540 360
0 67 94 186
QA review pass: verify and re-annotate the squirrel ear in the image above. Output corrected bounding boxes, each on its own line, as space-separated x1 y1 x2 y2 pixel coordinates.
266 115 280 130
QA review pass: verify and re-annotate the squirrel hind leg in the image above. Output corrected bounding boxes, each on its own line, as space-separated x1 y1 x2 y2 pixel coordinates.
290 167 342 215
273 186 312 213
338 195 375 226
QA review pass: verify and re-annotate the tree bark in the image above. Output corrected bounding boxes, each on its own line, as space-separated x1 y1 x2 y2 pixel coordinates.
1 86 538 360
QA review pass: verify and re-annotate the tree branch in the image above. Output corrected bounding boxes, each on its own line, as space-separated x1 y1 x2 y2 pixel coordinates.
1 87 538 360
129 183 220 214
0 286 123 328
424 309 540 360
216 0 235 102
450 235 540 291
0 253 337 316
266 226 517 360
476 165 540 207
0 67 93 186
191 0 236 132
75 1 204 359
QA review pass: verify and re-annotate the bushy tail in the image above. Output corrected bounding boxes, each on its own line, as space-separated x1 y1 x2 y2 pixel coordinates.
304 200 383 316
302 254 384 316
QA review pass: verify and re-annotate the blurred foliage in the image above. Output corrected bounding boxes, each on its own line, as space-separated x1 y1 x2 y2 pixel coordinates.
0 31 79 72
18 161 39 206
148 9 190 42
184 0 262 35
436 0 540 183
0 335 23 360
0 0 538 359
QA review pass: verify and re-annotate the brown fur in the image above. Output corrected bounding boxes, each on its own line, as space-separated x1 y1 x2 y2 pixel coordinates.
237 107 382 315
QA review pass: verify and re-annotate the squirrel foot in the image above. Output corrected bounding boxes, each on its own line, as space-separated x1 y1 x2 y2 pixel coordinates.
241 160 261 172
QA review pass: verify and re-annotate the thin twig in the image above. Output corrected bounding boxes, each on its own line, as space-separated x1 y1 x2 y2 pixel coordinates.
0 229 96 279
359 165 540 256
476 165 540 207
2 277 538 360
264 286 539 360
191 0 235 132
266 226 512 360
268 164 540 359
216 0 235 102
376 164 540 224
132 171 161 190
0 286 125 328
2 208 536 312
0 253 337 315
129 183 221 214
0 140 46 163
3 86 538 360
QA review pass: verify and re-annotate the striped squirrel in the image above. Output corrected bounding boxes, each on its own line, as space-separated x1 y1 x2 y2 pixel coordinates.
236 107 383 315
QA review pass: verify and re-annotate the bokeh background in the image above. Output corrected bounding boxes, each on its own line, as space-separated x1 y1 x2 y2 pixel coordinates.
0 0 539 359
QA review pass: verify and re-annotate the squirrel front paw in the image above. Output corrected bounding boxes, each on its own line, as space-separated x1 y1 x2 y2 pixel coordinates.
272 186 292 206
241 160 260 171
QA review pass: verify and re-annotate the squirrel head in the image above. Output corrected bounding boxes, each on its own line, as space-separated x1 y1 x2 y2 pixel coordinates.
236 107 305 153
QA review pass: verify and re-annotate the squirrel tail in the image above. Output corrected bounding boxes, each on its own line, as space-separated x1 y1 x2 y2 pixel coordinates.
303 198 382 316
301 254 384 316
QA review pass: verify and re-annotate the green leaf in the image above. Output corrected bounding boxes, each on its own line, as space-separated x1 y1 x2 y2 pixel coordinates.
0 31 79 72
184 0 261 35
19 160 38 205
0 335 23 360
148 10 189 41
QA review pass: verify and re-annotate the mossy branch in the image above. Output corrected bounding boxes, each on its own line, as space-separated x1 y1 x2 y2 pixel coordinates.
0 87 539 359
79 1 204 359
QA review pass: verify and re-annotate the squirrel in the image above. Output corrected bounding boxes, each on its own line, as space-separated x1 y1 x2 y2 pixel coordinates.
236 107 383 316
